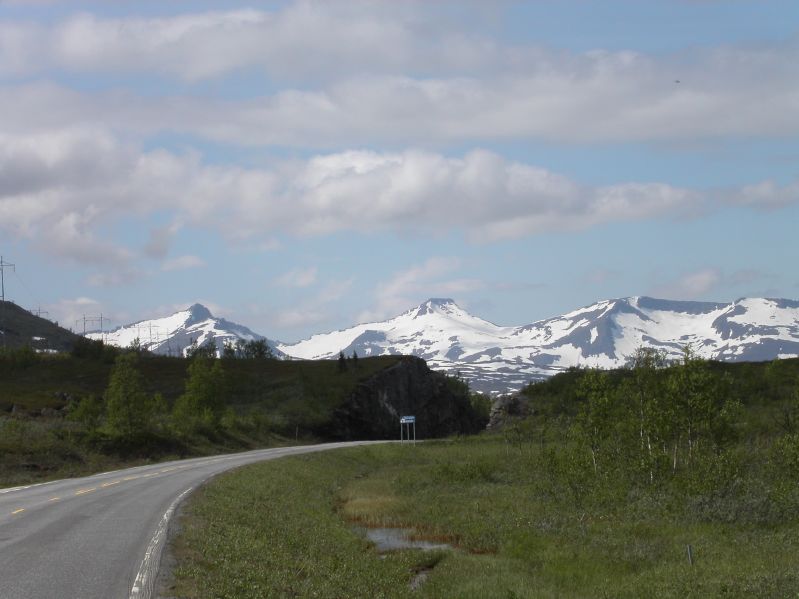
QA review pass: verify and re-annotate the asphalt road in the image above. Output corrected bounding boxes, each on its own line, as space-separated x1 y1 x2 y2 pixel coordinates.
0 442 381 599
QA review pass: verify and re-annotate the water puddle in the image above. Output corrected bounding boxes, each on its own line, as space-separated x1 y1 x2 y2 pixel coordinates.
356 526 453 553
353 526 452 591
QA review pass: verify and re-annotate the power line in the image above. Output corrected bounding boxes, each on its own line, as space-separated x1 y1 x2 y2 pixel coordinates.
75 314 105 336
0 255 15 349
13 267 43 312
0 255 15 303
30 306 49 318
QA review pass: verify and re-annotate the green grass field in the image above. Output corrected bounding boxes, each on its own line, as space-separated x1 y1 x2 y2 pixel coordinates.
166 437 799 598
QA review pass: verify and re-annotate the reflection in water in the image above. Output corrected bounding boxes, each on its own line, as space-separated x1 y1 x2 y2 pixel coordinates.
356 527 453 552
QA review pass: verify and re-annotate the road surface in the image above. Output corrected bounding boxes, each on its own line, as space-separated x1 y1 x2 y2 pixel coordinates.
0 442 381 599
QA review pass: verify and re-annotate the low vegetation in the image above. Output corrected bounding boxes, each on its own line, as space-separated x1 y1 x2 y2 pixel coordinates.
167 352 799 598
0 340 405 486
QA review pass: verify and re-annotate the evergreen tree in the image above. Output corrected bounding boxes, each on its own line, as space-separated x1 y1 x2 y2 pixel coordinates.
337 351 347 372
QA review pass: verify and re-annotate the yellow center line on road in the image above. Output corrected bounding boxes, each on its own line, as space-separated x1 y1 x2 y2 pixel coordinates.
75 487 97 496
11 508 25 515
48 497 60 502
122 476 139 481
101 481 121 488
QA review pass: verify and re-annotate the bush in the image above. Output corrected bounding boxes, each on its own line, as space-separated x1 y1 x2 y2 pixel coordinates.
172 356 228 435
105 353 157 439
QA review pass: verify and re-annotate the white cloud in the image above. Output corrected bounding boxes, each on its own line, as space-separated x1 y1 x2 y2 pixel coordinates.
318 278 354 303
0 27 798 146
271 307 329 330
162 255 206 272
657 268 723 299
269 277 353 331
651 267 781 300
87 269 142 288
1 129 795 279
586 268 621 285
358 257 482 322
0 5 513 82
274 266 317 288
47 296 102 331
729 180 799 210
144 223 181 259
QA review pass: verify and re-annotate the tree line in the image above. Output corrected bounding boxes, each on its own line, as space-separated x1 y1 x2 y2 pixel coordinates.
70 337 276 442
507 347 799 521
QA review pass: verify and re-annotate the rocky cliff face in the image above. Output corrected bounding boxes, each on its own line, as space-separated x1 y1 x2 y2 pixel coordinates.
322 356 485 440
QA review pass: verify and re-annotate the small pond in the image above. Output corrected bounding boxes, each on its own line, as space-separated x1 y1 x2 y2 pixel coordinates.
355 527 453 553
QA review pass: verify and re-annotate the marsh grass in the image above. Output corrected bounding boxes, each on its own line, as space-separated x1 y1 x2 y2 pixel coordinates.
167 436 799 598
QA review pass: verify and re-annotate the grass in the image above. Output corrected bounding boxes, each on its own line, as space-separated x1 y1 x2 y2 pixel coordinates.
168 446 429 599
0 412 295 488
166 437 799 598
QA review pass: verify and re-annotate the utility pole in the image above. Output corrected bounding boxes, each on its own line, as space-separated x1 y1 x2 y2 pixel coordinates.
30 306 49 318
75 314 105 336
0 255 15 349
0 256 14 303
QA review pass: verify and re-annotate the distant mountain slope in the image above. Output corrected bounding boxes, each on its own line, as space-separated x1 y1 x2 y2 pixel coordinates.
279 297 799 393
86 303 284 358
0 300 81 351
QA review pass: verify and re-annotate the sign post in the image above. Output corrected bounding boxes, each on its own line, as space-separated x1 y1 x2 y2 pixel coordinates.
400 416 416 445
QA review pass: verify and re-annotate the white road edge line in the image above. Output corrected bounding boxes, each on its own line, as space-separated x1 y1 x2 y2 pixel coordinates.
0 479 60 495
129 485 194 599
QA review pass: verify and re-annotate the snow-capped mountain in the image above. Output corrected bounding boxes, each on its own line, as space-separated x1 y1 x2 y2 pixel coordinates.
279 296 799 393
85 297 799 393
86 303 283 358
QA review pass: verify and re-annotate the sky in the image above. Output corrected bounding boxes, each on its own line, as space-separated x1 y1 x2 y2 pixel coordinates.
0 0 798 342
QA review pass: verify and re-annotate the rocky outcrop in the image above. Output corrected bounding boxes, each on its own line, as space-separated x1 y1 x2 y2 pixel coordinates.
322 356 485 440
486 394 532 431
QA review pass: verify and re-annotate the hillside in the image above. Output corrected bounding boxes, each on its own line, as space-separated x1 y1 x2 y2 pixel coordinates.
0 300 81 352
0 349 484 485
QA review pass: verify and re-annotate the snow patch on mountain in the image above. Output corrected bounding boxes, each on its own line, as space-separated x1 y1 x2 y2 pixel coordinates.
279 296 799 393
84 296 799 394
86 303 283 358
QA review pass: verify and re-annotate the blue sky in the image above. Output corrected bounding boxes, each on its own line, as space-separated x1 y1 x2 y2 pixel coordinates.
0 0 797 341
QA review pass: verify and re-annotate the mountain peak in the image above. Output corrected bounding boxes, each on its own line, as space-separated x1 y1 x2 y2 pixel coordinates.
87 302 283 359
425 297 456 306
413 297 458 317
186 303 213 321
279 294 799 393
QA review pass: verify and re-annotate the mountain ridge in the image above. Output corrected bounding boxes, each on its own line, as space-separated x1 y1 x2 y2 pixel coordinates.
279 295 799 393
84 295 799 394
86 303 284 358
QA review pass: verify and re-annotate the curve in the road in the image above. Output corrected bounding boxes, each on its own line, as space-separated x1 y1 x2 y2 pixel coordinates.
0 441 384 599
